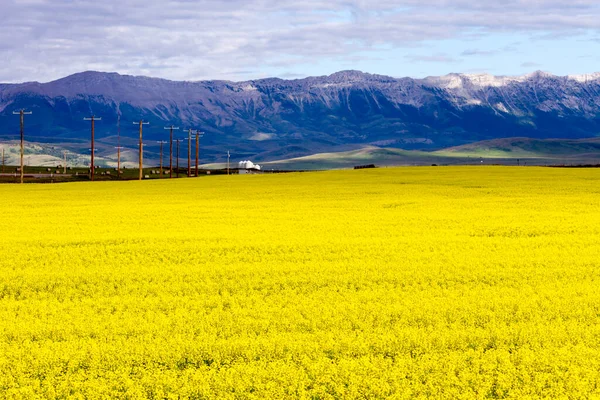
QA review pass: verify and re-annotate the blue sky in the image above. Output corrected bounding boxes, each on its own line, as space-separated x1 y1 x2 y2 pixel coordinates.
1 0 599 83
280 31 600 79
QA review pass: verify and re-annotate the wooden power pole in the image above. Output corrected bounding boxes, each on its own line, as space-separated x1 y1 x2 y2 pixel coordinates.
135 120 149 180
175 139 183 178
115 114 123 178
195 131 204 177
84 115 101 181
13 109 32 184
157 140 167 177
187 128 192 177
164 125 179 179
115 145 124 177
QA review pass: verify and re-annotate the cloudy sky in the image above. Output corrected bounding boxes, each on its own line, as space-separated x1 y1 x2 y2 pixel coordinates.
1 0 600 83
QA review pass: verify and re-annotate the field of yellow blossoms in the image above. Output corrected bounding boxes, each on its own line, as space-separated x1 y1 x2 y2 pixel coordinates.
1 166 600 398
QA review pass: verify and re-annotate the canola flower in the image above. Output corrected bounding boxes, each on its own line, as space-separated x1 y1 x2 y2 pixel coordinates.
1 166 600 399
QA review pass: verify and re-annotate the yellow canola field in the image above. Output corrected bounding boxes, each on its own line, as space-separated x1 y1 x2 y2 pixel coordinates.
1 167 600 399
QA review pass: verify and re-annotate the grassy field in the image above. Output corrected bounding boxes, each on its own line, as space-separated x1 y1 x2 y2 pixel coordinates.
1 167 600 398
257 140 600 170
436 137 600 160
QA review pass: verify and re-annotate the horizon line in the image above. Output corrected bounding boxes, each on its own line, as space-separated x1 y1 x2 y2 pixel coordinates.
4 69 600 86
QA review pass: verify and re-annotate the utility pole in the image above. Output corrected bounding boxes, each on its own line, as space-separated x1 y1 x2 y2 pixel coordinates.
116 114 122 178
175 139 183 178
115 145 124 177
2 147 5 173
13 109 32 184
227 151 230 175
164 126 179 178
84 115 101 181
63 151 67 174
135 120 149 180
157 141 167 177
117 113 123 179
186 128 192 177
195 131 204 177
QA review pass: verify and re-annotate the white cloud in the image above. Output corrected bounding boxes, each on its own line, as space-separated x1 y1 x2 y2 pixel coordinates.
406 53 458 63
0 0 599 82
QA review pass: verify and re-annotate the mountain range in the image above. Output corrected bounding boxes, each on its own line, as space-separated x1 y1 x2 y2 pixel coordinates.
1 70 600 164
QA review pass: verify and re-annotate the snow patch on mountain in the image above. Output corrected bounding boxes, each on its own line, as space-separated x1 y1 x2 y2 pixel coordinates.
423 70 600 90
567 73 600 83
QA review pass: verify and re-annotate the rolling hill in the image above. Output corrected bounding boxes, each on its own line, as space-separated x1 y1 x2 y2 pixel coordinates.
256 138 600 170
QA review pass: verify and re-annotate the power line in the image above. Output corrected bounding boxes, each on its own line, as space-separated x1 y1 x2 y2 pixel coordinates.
12 109 32 184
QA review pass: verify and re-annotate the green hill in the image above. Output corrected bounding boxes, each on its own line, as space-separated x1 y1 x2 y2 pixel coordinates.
435 137 600 159
259 138 600 170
